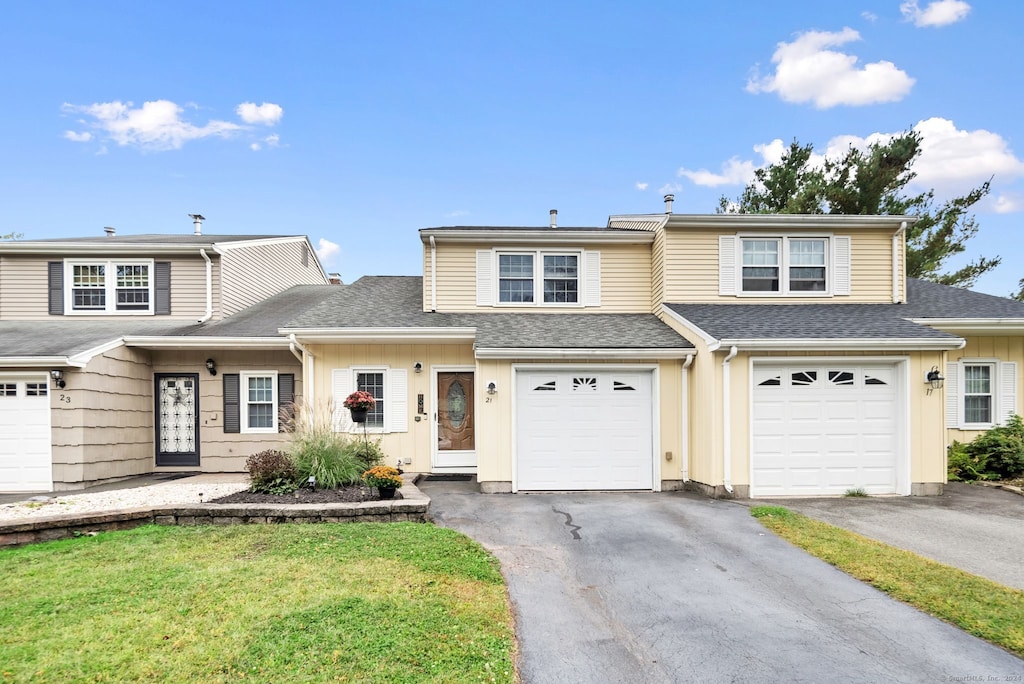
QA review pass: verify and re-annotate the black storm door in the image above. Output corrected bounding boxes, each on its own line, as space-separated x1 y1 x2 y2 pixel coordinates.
155 374 200 466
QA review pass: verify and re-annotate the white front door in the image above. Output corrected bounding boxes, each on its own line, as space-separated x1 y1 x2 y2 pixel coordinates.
0 375 52 492
515 369 655 491
751 362 903 496
432 368 477 470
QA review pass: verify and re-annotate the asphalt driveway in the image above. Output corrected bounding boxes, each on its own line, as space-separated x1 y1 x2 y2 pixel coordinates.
421 480 1023 683
764 482 1024 590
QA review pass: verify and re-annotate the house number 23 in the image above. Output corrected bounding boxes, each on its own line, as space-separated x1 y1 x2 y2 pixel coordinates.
59 394 71 404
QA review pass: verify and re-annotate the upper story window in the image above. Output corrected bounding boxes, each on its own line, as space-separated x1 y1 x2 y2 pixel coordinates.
478 249 598 307
741 238 827 294
64 260 155 314
721 234 848 297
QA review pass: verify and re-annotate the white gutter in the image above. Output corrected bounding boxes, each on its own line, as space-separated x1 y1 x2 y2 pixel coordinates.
721 345 738 494
681 354 694 483
910 318 1024 333
198 248 213 323
288 334 310 363
893 221 907 304
714 337 965 351
288 334 314 413
429 235 437 312
123 336 291 349
0 357 87 368
419 230 654 244
282 327 477 342
474 348 696 360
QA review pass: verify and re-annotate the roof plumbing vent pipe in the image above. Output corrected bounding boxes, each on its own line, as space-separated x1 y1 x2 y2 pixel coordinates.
103 226 116 238
189 213 205 236
664 194 674 214
549 209 557 229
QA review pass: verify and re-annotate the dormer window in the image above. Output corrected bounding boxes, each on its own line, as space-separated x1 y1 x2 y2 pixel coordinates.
479 249 598 307
49 259 171 316
721 234 848 297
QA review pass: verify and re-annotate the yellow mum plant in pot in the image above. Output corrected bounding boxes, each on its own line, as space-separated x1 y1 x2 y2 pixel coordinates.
362 465 403 499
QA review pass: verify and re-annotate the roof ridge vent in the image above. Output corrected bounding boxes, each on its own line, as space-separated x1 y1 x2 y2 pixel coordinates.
103 226 116 237
664 194 674 214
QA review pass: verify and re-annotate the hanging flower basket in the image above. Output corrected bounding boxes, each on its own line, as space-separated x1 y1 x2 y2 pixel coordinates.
343 391 376 423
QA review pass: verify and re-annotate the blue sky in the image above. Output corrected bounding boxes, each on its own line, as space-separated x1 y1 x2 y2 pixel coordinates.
2 1 1022 296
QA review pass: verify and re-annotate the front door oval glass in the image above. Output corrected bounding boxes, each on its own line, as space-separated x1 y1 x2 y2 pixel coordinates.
447 380 467 428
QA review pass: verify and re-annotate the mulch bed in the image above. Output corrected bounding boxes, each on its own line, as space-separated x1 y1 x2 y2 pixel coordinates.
211 485 395 504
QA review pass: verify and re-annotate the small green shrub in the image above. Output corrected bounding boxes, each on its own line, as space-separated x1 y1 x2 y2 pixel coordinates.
288 402 372 488
844 487 868 497
348 437 385 468
750 505 793 519
947 440 991 482
246 450 298 494
965 415 1024 479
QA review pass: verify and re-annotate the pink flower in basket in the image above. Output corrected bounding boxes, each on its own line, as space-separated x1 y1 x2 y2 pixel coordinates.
343 390 376 411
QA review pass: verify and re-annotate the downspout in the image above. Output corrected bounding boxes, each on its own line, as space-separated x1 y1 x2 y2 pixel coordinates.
681 354 694 483
289 334 315 416
721 345 738 494
429 235 437 312
198 249 213 323
892 221 907 304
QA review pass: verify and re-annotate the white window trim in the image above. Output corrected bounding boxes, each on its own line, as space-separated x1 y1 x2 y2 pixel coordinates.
64 258 156 315
240 370 278 434
736 235 832 297
493 249 585 308
352 366 388 433
959 359 998 430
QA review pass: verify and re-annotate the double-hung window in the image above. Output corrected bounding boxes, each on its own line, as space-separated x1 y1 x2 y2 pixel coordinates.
496 251 580 305
356 370 386 429
241 371 278 433
963 363 995 426
740 237 828 294
65 260 154 314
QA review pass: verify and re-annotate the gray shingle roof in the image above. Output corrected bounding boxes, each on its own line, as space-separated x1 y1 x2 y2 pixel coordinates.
665 303 958 341
17 234 292 246
904 278 1024 318
286 276 692 349
421 226 623 232
0 321 193 358
188 285 341 338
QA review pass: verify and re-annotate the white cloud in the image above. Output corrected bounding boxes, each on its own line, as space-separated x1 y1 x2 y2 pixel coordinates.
993 194 1024 214
659 183 683 195
746 28 915 108
63 130 92 142
250 142 262 151
678 118 1024 205
861 11 878 22
250 134 282 152
236 102 283 125
445 209 470 218
62 100 241 151
900 0 971 27
315 238 341 264
635 182 649 191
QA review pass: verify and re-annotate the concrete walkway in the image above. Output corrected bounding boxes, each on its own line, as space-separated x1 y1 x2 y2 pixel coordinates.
421 479 1023 683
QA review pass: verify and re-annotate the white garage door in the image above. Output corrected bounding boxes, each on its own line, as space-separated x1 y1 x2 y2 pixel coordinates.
0 375 53 492
515 369 654 491
752 363 901 497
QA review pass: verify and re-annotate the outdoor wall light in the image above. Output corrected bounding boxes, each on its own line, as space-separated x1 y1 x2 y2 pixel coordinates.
486 381 497 395
205 358 217 376
413 362 423 373
50 369 65 389
926 366 945 391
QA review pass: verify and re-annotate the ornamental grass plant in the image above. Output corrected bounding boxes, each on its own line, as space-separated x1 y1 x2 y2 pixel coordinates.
286 401 383 489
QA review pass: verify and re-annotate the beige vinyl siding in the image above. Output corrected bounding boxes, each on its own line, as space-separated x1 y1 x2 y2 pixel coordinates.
0 254 219 321
947 335 1024 443
310 343 476 474
220 240 326 317
153 350 302 473
661 227 898 304
431 241 653 313
50 345 154 490
651 229 665 311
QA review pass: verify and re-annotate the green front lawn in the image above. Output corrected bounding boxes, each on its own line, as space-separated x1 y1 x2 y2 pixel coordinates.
751 506 1024 657
0 524 515 683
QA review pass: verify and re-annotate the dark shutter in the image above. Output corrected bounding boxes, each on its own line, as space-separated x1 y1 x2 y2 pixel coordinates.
278 373 295 432
223 374 240 433
154 262 171 315
48 262 64 315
